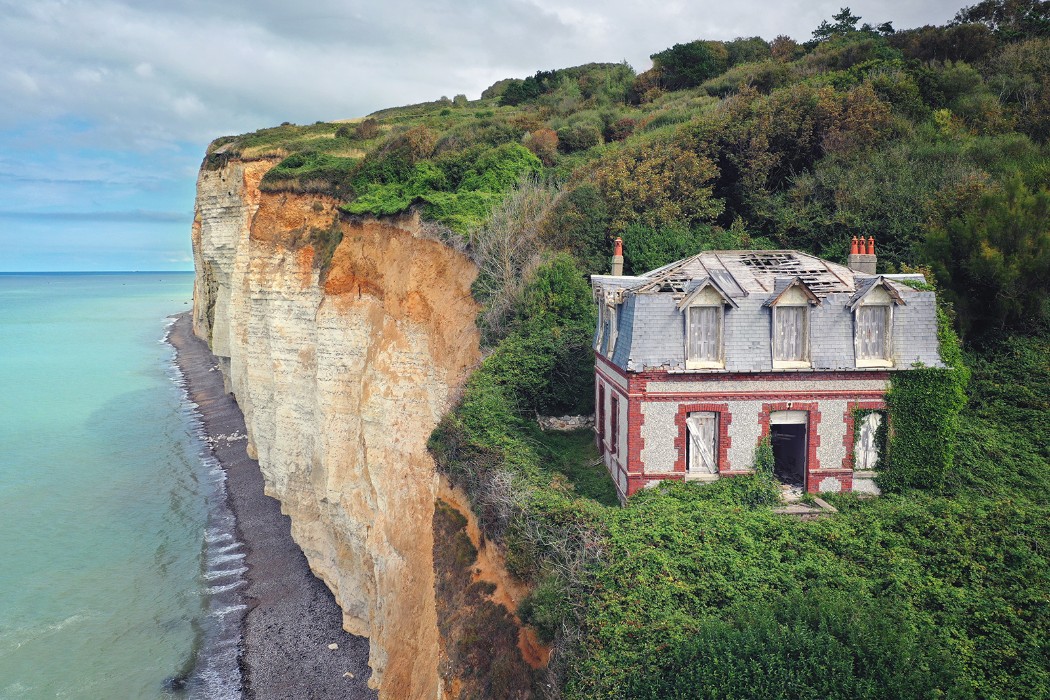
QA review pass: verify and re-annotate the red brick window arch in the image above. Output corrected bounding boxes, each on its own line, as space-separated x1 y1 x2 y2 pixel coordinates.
673 403 731 473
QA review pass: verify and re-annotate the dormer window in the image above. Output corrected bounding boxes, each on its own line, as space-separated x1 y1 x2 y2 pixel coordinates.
856 305 890 362
767 278 818 369
687 305 722 366
849 278 903 368
773 305 808 364
679 279 735 370
605 303 618 358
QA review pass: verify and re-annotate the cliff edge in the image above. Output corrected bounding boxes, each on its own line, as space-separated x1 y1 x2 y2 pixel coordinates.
191 153 481 698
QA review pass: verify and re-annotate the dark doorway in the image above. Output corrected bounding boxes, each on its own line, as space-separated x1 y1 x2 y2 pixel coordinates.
771 423 807 488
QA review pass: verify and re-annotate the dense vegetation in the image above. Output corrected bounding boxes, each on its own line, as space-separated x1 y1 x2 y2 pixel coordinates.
214 2 1049 697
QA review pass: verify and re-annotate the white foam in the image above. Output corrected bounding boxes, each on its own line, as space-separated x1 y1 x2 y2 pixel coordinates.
207 580 247 595
203 566 247 581
209 604 248 618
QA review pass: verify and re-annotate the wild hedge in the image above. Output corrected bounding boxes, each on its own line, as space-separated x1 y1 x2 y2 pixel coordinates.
343 142 542 234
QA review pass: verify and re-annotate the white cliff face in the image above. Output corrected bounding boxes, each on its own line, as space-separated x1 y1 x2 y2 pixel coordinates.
192 156 481 699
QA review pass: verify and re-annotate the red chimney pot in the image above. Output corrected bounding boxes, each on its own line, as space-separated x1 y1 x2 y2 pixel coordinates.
867 236 875 255
613 237 623 256
850 236 859 255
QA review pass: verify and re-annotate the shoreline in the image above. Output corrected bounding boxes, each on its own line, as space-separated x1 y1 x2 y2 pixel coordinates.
168 312 376 699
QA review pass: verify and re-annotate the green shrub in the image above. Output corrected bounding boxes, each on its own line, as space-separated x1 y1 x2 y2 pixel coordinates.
343 143 541 234
260 151 360 196
622 590 964 699
924 177 1050 336
557 123 603 153
354 117 381 140
651 40 730 90
540 183 611 272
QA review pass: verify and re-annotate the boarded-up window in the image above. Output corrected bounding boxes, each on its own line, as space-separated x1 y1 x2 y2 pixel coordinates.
687 306 720 362
610 395 619 455
856 306 889 360
773 306 807 362
597 383 605 447
686 412 718 473
854 411 883 470
605 305 618 357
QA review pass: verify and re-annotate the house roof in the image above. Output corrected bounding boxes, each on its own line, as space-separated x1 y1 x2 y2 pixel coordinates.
591 250 944 373
628 250 857 298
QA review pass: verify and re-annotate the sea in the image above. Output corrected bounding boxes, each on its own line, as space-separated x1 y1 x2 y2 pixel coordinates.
0 272 242 699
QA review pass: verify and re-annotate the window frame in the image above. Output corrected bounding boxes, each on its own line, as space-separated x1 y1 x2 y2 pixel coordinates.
854 303 894 368
771 303 811 369
605 303 618 359
685 303 725 370
685 411 719 475
609 395 619 455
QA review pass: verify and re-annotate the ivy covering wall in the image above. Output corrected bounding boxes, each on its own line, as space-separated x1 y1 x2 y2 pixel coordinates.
881 293 970 491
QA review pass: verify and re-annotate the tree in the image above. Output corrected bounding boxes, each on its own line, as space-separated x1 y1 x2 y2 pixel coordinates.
590 138 724 232
954 0 1050 40
725 36 771 66
812 7 863 41
925 177 1050 335
650 40 730 89
770 35 803 61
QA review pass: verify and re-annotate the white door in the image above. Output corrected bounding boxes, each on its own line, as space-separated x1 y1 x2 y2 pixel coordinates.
686 412 717 474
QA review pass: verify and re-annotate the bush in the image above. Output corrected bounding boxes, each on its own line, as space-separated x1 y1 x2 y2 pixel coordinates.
924 177 1050 336
260 151 360 196
470 178 558 339
651 40 730 90
604 117 636 141
622 590 964 699
557 123 603 153
701 60 793 97
344 142 542 234
354 117 381 140
523 128 559 166
540 183 611 272
589 137 724 232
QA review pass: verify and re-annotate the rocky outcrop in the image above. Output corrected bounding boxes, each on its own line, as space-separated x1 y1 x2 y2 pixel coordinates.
191 155 481 698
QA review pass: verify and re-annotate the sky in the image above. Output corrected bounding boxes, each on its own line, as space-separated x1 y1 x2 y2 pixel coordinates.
0 0 966 271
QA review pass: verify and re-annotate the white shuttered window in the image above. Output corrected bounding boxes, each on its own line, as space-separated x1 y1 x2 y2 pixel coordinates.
773 306 807 362
687 306 721 363
856 306 889 360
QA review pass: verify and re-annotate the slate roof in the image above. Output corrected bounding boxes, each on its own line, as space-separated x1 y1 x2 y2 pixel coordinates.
593 250 944 373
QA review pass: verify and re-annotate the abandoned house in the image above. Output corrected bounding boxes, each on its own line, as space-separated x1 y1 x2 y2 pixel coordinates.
591 238 943 502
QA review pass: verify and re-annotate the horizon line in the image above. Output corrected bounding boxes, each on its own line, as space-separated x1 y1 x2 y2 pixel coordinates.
0 269 195 274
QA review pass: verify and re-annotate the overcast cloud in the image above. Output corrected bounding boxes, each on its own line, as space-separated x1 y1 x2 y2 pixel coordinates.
0 0 965 270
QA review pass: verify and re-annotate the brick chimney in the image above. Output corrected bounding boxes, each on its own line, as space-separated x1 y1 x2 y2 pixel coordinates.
848 236 876 274
611 236 624 276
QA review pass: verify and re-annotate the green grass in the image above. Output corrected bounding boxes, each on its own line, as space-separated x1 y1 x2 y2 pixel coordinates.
526 426 619 506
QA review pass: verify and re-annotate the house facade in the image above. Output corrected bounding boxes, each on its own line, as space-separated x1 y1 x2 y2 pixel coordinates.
592 240 943 502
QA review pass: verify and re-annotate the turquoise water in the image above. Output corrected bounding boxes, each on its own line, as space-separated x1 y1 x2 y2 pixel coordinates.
0 272 225 698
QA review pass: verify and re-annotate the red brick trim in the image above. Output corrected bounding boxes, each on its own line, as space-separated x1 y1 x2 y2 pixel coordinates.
641 390 886 402
627 393 645 477
841 400 887 470
672 403 732 474
810 470 855 492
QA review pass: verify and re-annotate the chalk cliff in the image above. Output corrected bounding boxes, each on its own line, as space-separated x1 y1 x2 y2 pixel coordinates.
191 153 481 698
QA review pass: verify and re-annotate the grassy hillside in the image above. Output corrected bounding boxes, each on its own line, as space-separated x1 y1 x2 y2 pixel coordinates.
212 3 1050 697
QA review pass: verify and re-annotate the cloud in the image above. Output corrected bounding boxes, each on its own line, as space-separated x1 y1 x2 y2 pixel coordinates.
0 0 966 270
0 0 964 146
